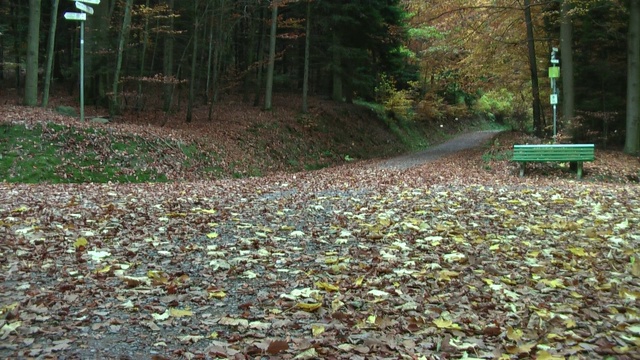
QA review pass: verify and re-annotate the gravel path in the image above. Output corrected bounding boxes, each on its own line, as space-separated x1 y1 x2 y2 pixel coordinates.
376 130 502 170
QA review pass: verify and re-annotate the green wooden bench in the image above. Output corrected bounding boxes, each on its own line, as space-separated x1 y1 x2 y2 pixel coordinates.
512 144 595 179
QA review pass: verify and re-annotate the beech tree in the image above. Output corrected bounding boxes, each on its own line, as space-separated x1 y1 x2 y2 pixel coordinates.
560 0 574 126
24 0 40 106
626 0 640 154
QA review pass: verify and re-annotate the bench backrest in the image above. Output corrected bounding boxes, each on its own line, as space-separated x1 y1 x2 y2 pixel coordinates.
513 144 595 161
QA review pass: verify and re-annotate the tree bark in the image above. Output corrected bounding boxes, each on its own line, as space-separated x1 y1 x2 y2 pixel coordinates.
111 0 134 116
332 32 342 102
24 0 41 106
42 0 60 108
136 0 151 111
186 0 200 123
264 0 278 110
625 0 640 154
302 0 311 113
560 0 574 127
523 0 543 137
163 0 175 113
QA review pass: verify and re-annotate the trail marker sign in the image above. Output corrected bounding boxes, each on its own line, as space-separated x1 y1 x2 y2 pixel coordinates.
75 2 94 15
64 12 86 20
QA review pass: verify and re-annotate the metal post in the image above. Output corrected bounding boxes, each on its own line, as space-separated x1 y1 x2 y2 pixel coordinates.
80 20 85 122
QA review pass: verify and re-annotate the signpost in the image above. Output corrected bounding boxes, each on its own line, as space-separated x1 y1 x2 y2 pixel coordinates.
65 0 100 122
549 47 560 142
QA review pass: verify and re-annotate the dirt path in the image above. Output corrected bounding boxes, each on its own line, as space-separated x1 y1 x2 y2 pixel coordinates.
375 130 502 170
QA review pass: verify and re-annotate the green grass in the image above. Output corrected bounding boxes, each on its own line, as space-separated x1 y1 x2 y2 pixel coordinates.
0 122 217 184
354 100 429 151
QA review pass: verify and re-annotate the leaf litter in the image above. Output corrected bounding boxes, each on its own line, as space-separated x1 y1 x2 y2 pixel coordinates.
1 130 640 358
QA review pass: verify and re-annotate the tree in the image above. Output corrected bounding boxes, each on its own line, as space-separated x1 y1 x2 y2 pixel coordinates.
264 0 278 110
560 0 574 127
24 0 41 106
302 0 311 113
186 0 200 123
523 0 543 137
111 0 134 116
162 0 175 113
42 0 60 108
625 0 640 154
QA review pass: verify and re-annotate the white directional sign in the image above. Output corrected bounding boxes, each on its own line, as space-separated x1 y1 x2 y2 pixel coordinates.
64 12 87 21
75 1 94 14
75 0 100 4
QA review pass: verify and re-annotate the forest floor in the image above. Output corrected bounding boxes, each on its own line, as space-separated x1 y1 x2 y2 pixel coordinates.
1 94 640 359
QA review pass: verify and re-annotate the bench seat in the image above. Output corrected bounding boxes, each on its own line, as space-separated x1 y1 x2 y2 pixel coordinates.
512 144 595 179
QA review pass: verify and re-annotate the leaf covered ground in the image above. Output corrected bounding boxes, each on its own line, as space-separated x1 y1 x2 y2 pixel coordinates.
1 103 640 359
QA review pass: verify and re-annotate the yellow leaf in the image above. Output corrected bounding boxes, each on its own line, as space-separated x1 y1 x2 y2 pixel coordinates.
331 298 344 312
311 324 325 336
483 278 494 285
536 350 565 360
437 270 459 281
506 326 523 341
489 244 500 251
147 271 169 284
355 276 364 287
196 208 217 214
367 315 377 324
315 281 340 292
568 248 587 257
11 206 28 213
297 303 322 312
569 291 583 299
96 265 111 273
209 332 218 339
564 318 577 329
325 256 339 264
170 308 193 317
632 261 640 277
540 278 565 288
74 237 88 248
432 318 461 330
206 232 219 239
208 291 226 299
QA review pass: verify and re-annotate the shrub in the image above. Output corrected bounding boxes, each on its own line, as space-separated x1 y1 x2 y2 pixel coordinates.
375 74 415 121
474 88 514 123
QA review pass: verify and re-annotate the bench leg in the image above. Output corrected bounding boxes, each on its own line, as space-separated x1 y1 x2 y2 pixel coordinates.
576 161 583 179
519 163 525 177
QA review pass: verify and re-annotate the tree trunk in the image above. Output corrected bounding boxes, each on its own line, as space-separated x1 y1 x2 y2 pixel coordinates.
523 0 543 137
111 0 133 116
332 32 342 102
24 0 41 106
186 0 200 123
85 0 111 106
264 0 278 110
163 0 175 113
302 0 311 113
625 0 640 154
136 0 151 111
253 1 266 107
560 0 574 127
42 0 60 108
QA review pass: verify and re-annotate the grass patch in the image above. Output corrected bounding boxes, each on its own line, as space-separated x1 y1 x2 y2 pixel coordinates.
354 100 429 151
0 122 218 183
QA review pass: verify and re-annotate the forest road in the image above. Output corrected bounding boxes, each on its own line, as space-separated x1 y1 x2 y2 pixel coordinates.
375 130 502 170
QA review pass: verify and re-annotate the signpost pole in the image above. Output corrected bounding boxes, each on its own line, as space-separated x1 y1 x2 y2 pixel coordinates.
549 47 560 143
66 0 100 121
80 20 85 122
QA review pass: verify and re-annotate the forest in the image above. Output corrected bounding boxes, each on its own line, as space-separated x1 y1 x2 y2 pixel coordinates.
1 0 639 152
